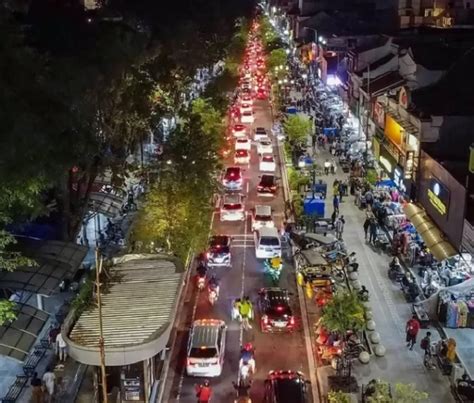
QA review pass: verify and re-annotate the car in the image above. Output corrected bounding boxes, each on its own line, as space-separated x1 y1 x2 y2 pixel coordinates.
234 149 250 165
206 235 231 267
257 88 267 100
259 153 276 172
241 111 254 124
252 205 274 231
258 288 295 333
232 124 247 138
220 193 245 222
254 227 281 259
222 167 243 191
254 127 268 142
257 174 277 197
241 81 252 90
186 319 227 377
235 136 251 151
241 94 253 105
240 102 252 114
257 137 273 155
264 370 309 402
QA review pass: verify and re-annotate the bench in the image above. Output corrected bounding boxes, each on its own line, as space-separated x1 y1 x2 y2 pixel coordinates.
22 347 46 377
1 375 28 403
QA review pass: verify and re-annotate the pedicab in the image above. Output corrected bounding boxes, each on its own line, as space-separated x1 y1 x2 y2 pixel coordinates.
295 249 335 307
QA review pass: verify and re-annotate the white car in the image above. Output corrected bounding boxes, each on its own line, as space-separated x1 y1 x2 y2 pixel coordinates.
232 124 246 138
241 111 254 124
254 227 282 259
252 205 275 231
259 153 276 172
235 137 251 151
234 149 250 165
257 137 273 155
241 94 253 105
254 127 268 142
240 102 252 114
220 193 245 222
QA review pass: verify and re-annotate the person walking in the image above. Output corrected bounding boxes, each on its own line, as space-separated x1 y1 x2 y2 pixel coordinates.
421 331 433 367
239 298 252 330
363 217 370 240
31 372 43 403
42 367 56 403
324 159 331 175
245 296 254 321
333 194 339 215
368 218 378 244
331 210 337 226
338 182 344 202
406 315 421 350
195 379 213 403
335 216 345 240
56 327 67 362
233 299 242 321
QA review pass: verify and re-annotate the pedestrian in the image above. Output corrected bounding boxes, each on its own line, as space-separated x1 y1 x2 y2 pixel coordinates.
335 216 345 240
42 367 56 403
232 299 242 321
195 379 213 403
331 210 337 226
333 194 339 215
324 159 331 175
405 314 421 350
363 217 370 240
48 324 60 348
239 298 252 330
245 296 254 320
369 219 378 244
31 372 43 403
56 327 67 362
420 331 432 366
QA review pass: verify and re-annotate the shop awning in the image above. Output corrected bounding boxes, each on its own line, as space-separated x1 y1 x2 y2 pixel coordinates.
360 71 405 98
0 304 49 361
403 203 458 261
0 239 88 296
88 192 123 218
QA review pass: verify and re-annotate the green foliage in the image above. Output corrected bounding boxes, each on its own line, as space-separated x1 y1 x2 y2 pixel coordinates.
283 115 312 147
292 194 304 218
288 168 310 192
268 48 288 72
365 381 428 403
0 300 18 325
366 169 378 186
70 273 95 319
328 390 352 403
321 289 367 334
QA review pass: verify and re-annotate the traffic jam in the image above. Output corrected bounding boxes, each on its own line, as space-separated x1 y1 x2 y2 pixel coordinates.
181 21 312 403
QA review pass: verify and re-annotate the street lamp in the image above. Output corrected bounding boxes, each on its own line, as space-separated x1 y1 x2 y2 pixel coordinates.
285 48 290 55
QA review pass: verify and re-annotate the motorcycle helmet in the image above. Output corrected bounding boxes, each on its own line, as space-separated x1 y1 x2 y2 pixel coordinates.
244 342 253 351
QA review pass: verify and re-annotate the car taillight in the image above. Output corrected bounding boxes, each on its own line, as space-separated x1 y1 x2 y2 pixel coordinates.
262 315 269 325
276 306 284 312
289 316 295 326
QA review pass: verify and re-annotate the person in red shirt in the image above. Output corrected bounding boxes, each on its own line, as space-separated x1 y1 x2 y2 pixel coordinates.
406 314 421 350
195 380 212 403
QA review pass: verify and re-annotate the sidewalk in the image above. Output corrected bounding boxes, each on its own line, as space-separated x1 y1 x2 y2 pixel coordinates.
285 84 454 400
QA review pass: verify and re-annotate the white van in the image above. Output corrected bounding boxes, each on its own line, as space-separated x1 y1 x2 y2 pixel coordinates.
254 227 282 259
252 205 274 231
186 319 227 377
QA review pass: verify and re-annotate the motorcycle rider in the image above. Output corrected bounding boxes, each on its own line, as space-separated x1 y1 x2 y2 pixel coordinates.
208 274 220 297
195 379 212 403
196 261 207 289
358 285 369 301
240 343 256 373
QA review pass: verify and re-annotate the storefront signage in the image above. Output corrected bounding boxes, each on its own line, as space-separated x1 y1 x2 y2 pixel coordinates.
373 102 385 129
405 150 415 179
384 115 403 146
399 87 408 109
427 177 450 216
393 166 406 192
379 156 393 173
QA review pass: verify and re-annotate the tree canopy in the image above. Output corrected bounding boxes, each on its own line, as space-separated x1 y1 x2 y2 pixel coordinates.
283 115 313 147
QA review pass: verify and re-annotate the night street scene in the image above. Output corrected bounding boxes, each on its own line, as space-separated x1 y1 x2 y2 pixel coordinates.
1 0 474 402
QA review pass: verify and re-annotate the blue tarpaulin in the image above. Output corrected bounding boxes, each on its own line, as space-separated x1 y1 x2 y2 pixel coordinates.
323 128 338 136
376 179 396 188
304 197 325 217
286 106 297 114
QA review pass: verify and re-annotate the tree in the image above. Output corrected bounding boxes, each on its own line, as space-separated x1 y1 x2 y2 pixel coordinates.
283 115 312 147
267 48 288 71
320 290 367 335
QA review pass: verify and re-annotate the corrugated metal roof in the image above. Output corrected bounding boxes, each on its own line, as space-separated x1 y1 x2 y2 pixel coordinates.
69 255 183 348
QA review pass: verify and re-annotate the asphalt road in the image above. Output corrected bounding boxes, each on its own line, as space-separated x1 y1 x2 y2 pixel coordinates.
163 97 312 402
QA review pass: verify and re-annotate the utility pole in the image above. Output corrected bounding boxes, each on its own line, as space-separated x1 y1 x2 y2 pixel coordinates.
365 63 371 167
95 248 108 403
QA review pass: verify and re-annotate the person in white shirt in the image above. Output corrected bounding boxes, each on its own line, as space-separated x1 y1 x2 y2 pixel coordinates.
42 367 56 402
56 328 67 362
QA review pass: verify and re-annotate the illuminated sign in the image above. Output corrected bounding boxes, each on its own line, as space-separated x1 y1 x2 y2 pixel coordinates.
427 178 449 216
379 156 392 173
405 150 414 179
373 102 385 128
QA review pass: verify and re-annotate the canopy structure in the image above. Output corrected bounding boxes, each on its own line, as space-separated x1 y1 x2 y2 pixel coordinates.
88 192 123 218
0 239 88 296
403 203 458 262
66 254 184 366
0 304 49 361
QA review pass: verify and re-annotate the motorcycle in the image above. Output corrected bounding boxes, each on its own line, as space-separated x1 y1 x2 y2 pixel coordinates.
232 381 252 403
208 276 220 305
238 362 253 384
388 262 404 281
264 258 282 285
358 287 369 302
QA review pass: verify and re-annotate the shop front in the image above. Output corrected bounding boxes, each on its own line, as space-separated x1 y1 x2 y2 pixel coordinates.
376 142 411 195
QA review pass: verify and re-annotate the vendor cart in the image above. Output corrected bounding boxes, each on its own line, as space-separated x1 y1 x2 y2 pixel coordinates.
312 180 327 199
